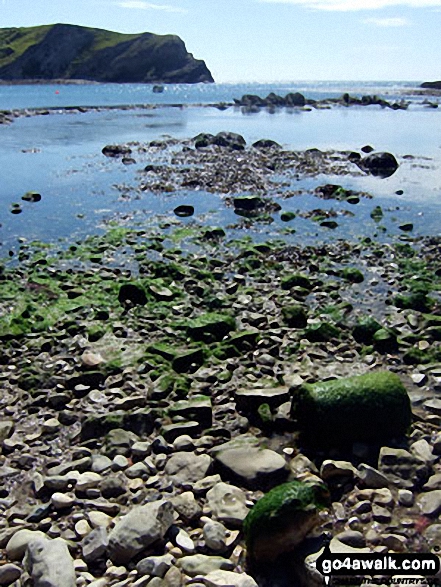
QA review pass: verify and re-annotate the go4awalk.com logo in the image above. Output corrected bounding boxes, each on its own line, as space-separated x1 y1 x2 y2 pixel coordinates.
315 543 440 585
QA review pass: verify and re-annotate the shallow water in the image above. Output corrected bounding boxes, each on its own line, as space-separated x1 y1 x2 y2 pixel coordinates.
0 97 440 255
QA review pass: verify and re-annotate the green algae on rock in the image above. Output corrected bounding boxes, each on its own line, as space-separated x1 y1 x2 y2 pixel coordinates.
290 371 412 446
243 480 329 564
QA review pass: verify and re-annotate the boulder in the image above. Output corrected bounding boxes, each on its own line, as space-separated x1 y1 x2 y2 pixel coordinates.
108 500 174 564
212 132 246 150
243 480 329 564
164 451 212 486
290 371 412 446
102 144 132 157
206 482 249 527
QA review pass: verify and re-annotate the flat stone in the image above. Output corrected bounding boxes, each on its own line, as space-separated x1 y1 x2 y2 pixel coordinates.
136 554 174 578
203 570 258 587
88 511 113 528
416 490 441 516
378 447 430 489
177 554 234 577
320 460 356 481
76 472 103 492
0 420 14 443
203 520 227 552
108 500 174 564
234 387 290 411
410 439 436 463
164 452 212 486
24 538 76 587
356 464 390 489
206 482 249 527
214 447 287 490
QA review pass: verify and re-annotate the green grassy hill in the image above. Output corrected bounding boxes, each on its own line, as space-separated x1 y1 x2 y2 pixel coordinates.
0 23 214 83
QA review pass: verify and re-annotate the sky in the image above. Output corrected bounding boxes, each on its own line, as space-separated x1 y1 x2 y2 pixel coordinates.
0 0 440 83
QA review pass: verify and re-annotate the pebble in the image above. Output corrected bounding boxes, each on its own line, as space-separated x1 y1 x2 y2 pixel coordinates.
0 563 22 585
51 492 75 510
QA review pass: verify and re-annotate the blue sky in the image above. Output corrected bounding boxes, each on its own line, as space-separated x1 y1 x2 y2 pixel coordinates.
0 0 440 82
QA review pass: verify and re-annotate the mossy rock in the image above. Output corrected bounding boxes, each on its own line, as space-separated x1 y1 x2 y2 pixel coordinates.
243 480 329 564
281 274 312 291
394 292 433 312
282 305 307 328
352 316 382 344
290 371 412 446
172 348 205 374
340 267 364 284
187 313 236 343
373 328 398 353
304 322 340 342
280 211 296 222
370 206 384 222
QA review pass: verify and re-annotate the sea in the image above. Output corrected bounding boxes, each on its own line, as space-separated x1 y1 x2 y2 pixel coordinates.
0 80 440 255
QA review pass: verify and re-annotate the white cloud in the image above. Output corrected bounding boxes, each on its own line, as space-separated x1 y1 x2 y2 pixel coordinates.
116 1 187 13
363 16 410 25
259 0 441 11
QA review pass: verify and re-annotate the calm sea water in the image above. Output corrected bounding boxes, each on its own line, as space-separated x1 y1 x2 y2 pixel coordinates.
0 81 440 255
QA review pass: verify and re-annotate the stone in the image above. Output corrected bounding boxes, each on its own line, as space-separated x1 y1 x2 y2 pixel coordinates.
206 482 249 527
88 511 113 528
171 491 202 523
76 472 102 492
214 447 287 490
423 473 441 491
6 529 48 560
203 570 258 587
136 554 174 578
164 452 212 486
334 530 366 548
416 490 441 516
243 480 329 563
203 520 227 552
423 524 441 548
108 500 174 564
168 396 212 427
24 538 76 587
0 563 21 585
330 536 371 554
356 464 390 489
360 152 399 178
398 489 414 507
82 526 109 562
177 554 234 577
320 460 356 481
173 435 195 451
372 504 392 523
382 534 407 552
410 439 436 463
234 387 290 411
378 447 430 489
51 492 75 510
174 527 195 553
0 420 14 443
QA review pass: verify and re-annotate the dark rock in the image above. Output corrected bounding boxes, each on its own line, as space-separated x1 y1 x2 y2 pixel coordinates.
233 196 265 211
194 133 215 149
252 139 281 150
22 191 42 202
118 283 147 306
359 152 399 178
421 81 441 90
212 132 246 150
102 145 132 157
285 92 306 107
173 205 194 217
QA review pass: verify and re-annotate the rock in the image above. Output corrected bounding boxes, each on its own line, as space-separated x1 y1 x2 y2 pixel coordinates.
187 313 235 343
291 371 412 446
108 500 174 564
102 145 132 157
171 491 202 523
212 132 246 150
76 471 103 492
203 570 258 587
334 530 366 548
164 451 212 486
0 563 21 585
136 554 174 578
174 205 194 217
416 490 441 516
6 529 48 561
330 536 370 554
214 446 287 490
203 520 228 552
24 538 76 587
423 473 441 491
243 480 329 563
21 191 42 202
177 554 234 577
359 152 399 178
82 526 109 562
378 447 430 489
51 492 75 510
252 139 281 150
206 482 249 527
168 396 212 428
118 283 147 307
320 460 356 481
282 305 308 328
233 196 265 211
410 439 436 464
0 420 14 443
356 464 390 489
398 489 414 506
234 387 290 412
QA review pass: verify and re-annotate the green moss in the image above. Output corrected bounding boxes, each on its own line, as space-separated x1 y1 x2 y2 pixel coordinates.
281 274 312 291
394 291 433 312
282 305 307 328
373 328 398 353
340 267 364 284
352 316 382 344
304 322 340 342
291 371 411 445
243 480 329 553
187 312 236 343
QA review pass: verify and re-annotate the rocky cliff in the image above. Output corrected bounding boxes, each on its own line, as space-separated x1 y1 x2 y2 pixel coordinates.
420 81 441 90
0 23 214 83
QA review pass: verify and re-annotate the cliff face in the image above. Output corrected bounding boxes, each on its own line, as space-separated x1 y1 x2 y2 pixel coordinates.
0 24 214 83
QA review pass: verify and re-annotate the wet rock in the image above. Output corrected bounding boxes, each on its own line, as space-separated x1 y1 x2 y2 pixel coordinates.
252 139 281 150
233 196 265 212
118 283 147 307
0 420 14 443
206 482 249 527
174 205 194 217
22 191 42 202
356 464 390 489
108 500 174 564
234 387 290 412
212 132 246 150
24 538 76 587
214 446 288 490
359 152 399 178
102 145 132 157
